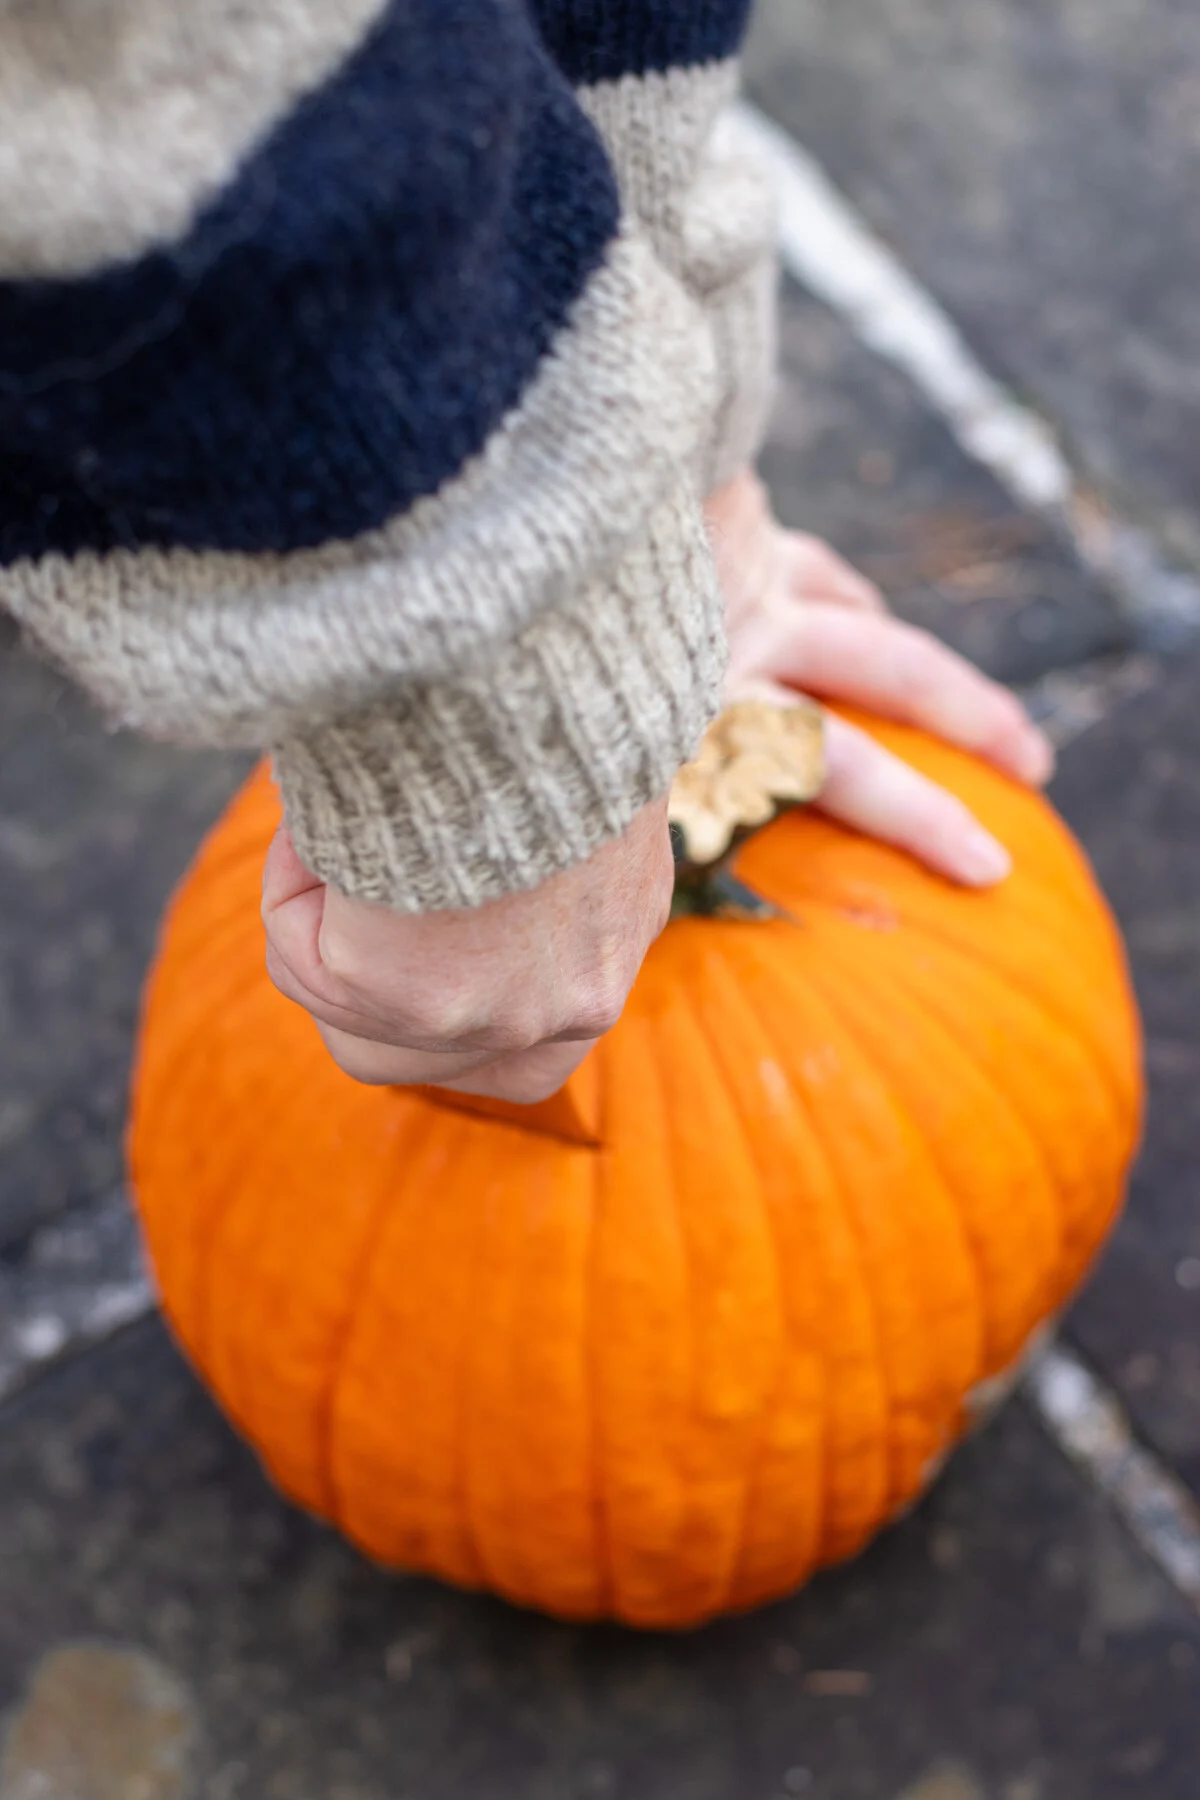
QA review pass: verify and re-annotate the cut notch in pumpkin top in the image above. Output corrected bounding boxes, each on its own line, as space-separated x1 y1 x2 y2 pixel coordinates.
418 1056 602 1148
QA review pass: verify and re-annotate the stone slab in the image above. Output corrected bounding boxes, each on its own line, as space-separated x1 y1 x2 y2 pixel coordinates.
745 0 1200 567
0 1319 1197 1800
1050 651 1200 1499
1 1642 196 1800
0 624 250 1251
762 282 1128 687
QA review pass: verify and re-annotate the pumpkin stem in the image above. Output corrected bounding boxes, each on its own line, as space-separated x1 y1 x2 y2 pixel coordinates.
668 698 825 921
669 850 788 922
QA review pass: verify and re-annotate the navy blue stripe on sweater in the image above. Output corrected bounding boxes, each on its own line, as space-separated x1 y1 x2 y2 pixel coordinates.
529 0 754 85
0 0 619 565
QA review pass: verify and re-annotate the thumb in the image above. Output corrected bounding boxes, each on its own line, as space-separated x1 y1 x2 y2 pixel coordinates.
262 824 324 918
261 825 330 994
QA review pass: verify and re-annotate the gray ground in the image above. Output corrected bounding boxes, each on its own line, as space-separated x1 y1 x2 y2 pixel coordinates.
2 6 1200 1795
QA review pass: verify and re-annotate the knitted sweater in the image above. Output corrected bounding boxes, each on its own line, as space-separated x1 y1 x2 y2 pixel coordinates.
0 0 777 910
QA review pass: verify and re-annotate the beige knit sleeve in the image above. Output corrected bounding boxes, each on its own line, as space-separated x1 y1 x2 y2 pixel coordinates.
0 3 735 914
10 231 725 913
275 480 721 909
578 61 780 496
268 235 728 910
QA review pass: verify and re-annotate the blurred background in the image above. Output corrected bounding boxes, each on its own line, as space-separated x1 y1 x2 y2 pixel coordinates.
2 2 1199 1795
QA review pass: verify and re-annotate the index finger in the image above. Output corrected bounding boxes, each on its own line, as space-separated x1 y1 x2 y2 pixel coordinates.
818 713 1014 888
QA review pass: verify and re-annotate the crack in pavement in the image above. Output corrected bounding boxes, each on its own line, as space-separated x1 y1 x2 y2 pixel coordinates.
0 1188 153 1408
1026 1343 1200 1616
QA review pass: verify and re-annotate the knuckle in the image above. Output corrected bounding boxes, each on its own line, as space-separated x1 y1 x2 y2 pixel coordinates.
468 1023 539 1059
399 985 456 1043
567 973 629 1041
315 925 364 992
443 990 544 1057
400 992 478 1051
494 1001 552 1055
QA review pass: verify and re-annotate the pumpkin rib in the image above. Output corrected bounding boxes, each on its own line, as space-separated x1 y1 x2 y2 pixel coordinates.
208 1060 399 1515
605 996 748 1625
804 924 1061 1372
658 963 798 1621
512 1147 604 1613
131 928 266 1198
495 1158 556 1609
847 926 1073 1277
134 900 295 1356
460 1132 602 1610
200 1066 320 1484
911 885 1136 1093
329 1111 488 1588
650 1012 707 1620
788 1106 895 1557
865 902 1136 1236
835 906 1137 1320
457 1140 513 1599
130 1016 242 1349
720 968 839 1580
751 847 1122 1065
901 892 1127 1107
191 1020 312 1379
803 913 1060 1262
317 1107 437 1531
595 1010 688 1623
767 936 970 1508
672 960 790 1617
584 1112 615 1617
788 943 985 1500
797 966 989 1373
792 909 992 1326
731 936 894 1555
432 1127 494 1595
738 804 1128 1053
851 892 1134 1117
685 942 828 1608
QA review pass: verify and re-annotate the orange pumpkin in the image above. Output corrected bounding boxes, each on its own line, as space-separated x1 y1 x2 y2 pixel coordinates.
129 711 1142 1627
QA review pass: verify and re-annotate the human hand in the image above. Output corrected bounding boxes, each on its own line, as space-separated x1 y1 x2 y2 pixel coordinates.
707 471 1055 887
262 797 674 1098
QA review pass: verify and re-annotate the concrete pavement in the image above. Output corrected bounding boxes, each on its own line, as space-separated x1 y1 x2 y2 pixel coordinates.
2 6 1199 1793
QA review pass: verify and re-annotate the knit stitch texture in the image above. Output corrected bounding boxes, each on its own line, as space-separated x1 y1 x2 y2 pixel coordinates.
0 0 777 909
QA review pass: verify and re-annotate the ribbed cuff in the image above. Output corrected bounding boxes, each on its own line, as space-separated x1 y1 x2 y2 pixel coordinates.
272 484 725 911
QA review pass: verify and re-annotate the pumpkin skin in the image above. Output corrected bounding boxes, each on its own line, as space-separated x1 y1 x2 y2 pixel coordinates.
129 713 1143 1627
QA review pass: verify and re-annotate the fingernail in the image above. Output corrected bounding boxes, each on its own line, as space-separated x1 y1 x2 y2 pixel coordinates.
960 827 1013 887
1017 728 1056 786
